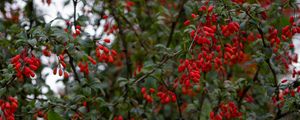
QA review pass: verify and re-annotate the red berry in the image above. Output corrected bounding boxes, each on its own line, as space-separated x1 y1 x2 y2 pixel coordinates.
104 38 111 43
58 69 63 76
11 55 21 63
103 15 108 19
29 64 38 71
141 87 146 94
83 101 87 107
184 20 190 26
88 56 97 65
75 29 81 35
64 72 69 79
149 88 155 93
108 55 114 63
65 20 71 26
53 67 57 75
76 25 81 30
5 102 10 109
164 96 170 103
289 44 294 48
111 50 117 56
61 61 67 68
191 13 197 19
281 79 287 83
290 16 294 24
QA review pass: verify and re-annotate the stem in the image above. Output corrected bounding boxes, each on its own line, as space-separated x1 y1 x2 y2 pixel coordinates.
134 50 181 84
66 50 80 83
266 59 281 118
159 70 183 120
244 7 281 118
175 93 184 120
73 0 77 27
119 14 149 52
198 72 207 120
109 1 132 118
166 0 188 47
237 66 260 108
198 91 206 120
110 1 132 79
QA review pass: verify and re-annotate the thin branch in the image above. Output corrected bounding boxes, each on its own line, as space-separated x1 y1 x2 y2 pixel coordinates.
110 0 132 79
198 72 207 119
266 59 281 117
134 50 182 84
73 0 78 27
237 66 260 108
198 89 206 120
65 50 80 83
159 69 183 120
109 1 133 118
166 0 188 47
244 8 267 47
244 7 281 117
119 14 149 52
175 93 184 120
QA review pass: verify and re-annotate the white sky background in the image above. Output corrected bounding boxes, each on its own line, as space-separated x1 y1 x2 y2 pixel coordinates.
7 0 300 94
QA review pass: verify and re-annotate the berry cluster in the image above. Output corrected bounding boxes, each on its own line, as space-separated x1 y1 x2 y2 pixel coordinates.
53 53 69 79
95 45 117 63
210 102 242 120
103 15 118 35
78 62 89 75
141 86 177 104
221 22 240 37
177 60 201 93
0 96 18 120
42 47 51 57
157 90 177 104
272 85 300 108
63 20 81 39
141 87 155 103
113 115 123 120
72 25 81 39
11 50 41 80
177 4 222 94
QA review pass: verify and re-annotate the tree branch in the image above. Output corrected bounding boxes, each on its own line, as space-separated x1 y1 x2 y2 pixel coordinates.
244 7 281 117
119 14 149 52
134 50 182 84
110 0 132 79
237 66 260 108
65 50 80 83
166 0 188 47
73 0 77 27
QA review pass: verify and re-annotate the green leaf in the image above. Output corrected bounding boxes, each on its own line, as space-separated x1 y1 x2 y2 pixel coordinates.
28 39 37 46
0 88 6 96
83 87 92 96
47 109 63 120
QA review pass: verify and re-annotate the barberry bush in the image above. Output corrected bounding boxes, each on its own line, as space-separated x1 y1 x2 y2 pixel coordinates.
1 0 300 119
